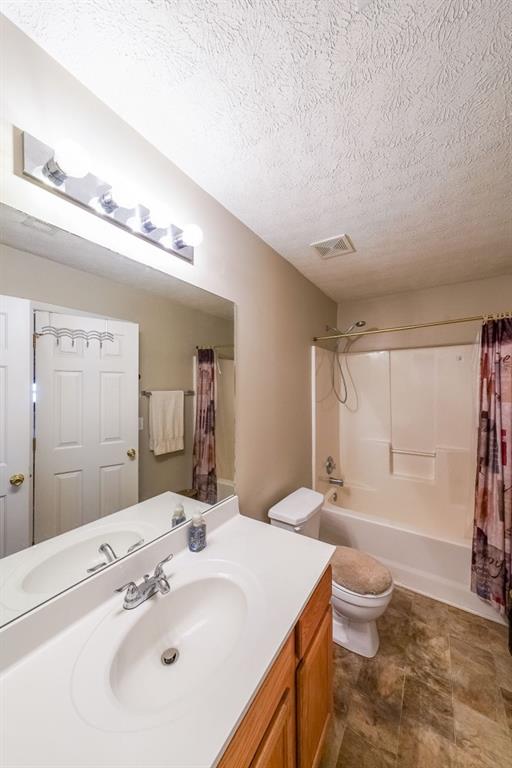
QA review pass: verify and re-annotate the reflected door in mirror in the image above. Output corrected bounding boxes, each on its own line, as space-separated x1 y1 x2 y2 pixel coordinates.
0 295 31 556
34 312 139 543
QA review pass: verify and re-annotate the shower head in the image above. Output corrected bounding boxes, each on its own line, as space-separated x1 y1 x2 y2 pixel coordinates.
344 319 366 334
325 321 366 336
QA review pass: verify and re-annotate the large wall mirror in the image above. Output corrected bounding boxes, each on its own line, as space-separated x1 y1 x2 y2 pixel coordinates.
0 203 235 626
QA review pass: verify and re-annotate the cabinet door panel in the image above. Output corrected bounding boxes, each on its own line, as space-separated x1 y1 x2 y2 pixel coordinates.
251 688 295 768
297 608 333 768
219 634 295 768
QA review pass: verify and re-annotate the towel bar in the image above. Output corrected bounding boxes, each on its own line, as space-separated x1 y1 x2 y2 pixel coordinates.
142 390 195 397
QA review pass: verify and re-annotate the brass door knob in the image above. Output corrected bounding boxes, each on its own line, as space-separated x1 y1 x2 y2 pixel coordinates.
127 448 136 459
9 473 25 487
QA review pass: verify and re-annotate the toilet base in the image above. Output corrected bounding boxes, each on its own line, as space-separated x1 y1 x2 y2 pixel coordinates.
332 609 380 658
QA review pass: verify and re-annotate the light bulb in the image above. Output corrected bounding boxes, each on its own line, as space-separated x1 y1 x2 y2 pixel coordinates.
53 139 89 178
180 225 203 247
160 234 174 250
110 184 138 210
149 203 173 230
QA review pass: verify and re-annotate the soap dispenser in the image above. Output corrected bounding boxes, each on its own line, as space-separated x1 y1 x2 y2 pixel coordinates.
171 503 186 528
188 510 207 552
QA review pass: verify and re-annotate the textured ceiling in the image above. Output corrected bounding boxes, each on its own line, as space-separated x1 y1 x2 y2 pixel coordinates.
2 0 511 301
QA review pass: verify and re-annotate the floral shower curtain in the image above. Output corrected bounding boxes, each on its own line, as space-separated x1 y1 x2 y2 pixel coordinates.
192 348 217 504
471 317 512 649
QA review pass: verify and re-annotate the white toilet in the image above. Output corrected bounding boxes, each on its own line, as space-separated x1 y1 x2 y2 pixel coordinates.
268 487 393 658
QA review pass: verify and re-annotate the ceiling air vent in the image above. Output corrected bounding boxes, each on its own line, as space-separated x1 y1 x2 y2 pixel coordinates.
311 234 356 260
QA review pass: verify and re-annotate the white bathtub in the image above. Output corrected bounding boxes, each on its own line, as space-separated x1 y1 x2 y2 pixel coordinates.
217 478 235 502
320 500 505 625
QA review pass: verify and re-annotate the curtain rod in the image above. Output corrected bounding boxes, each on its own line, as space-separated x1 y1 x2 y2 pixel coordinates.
313 311 512 342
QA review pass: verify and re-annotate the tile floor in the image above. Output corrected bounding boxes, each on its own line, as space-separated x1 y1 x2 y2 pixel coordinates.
320 587 512 768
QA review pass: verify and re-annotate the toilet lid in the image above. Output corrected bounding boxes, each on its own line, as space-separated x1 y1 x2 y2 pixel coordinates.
331 546 392 596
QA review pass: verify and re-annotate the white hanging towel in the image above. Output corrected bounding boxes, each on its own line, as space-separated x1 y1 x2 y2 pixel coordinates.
148 390 185 455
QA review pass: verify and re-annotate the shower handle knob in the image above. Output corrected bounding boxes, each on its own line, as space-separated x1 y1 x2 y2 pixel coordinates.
324 456 336 475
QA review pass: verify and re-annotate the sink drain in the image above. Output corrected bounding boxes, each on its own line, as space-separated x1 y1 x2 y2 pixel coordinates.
161 647 179 666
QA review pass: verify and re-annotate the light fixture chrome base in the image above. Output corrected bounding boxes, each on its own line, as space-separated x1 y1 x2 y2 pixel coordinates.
20 131 195 263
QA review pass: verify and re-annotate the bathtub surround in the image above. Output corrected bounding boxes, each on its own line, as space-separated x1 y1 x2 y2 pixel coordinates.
472 318 512 640
0 16 337 522
313 343 479 542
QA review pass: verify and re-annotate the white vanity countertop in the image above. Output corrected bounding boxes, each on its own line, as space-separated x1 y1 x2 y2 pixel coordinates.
0 511 334 768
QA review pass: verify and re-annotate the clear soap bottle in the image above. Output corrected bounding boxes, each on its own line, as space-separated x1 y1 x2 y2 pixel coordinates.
171 503 186 528
188 510 206 552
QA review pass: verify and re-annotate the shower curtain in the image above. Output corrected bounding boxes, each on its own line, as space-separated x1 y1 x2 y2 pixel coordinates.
192 348 217 504
471 317 512 650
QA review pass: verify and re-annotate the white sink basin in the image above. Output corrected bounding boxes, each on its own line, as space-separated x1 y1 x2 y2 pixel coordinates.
22 530 146 595
111 577 246 713
0 524 158 621
72 559 264 731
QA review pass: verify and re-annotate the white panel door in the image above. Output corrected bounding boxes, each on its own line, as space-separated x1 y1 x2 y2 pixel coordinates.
0 295 31 556
34 311 139 542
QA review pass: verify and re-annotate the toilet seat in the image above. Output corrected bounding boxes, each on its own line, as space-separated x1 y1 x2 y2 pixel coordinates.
330 545 393 596
332 578 394 608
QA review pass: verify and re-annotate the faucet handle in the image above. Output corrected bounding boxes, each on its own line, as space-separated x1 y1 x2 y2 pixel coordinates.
115 581 139 596
154 553 173 578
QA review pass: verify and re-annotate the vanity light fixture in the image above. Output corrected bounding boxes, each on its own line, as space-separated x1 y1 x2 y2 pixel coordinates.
20 130 202 263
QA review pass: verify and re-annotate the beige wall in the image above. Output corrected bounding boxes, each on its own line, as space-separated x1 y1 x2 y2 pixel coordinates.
0 17 336 521
1 243 234 501
337 275 512 352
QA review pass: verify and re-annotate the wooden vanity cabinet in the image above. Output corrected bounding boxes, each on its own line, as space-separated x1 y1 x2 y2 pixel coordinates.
296 607 333 768
219 566 332 768
250 687 295 768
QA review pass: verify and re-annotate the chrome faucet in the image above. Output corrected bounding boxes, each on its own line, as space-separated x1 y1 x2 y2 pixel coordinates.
116 554 173 610
86 541 119 574
99 542 118 563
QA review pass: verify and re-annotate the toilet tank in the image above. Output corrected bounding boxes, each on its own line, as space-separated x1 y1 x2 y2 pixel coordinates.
268 487 324 539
